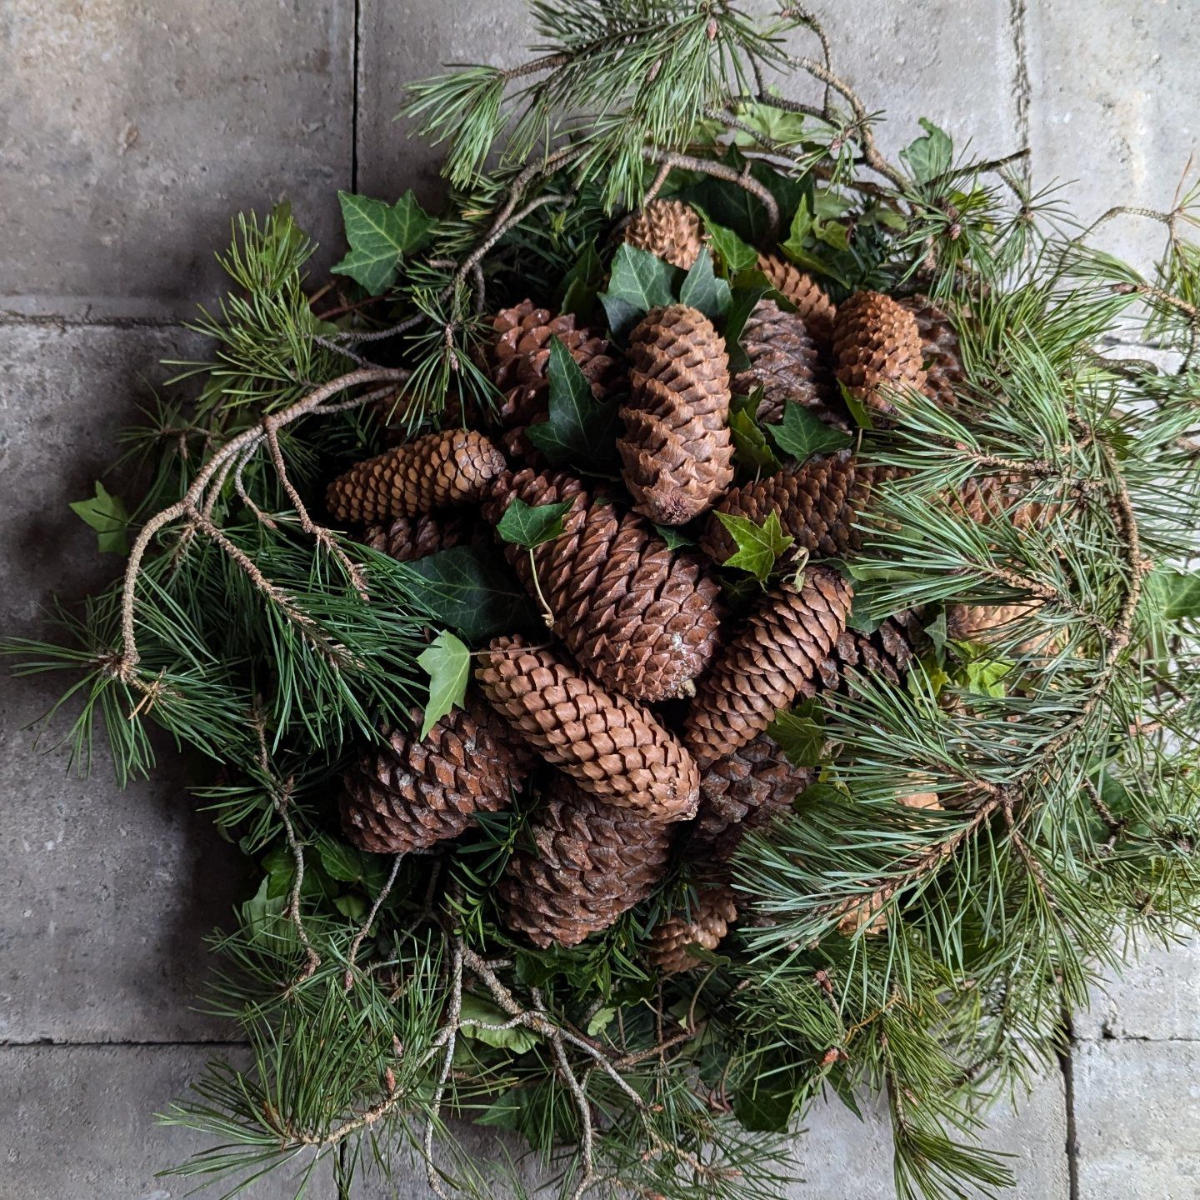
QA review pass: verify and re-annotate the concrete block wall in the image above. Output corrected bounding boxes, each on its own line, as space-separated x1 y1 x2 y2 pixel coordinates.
2 2 1197 1196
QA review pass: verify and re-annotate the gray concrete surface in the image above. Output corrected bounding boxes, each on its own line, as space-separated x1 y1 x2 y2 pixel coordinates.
2 1 1199 1197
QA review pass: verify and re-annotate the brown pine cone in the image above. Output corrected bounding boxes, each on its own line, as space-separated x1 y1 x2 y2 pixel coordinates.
807 609 926 699
623 199 705 269
833 291 927 416
476 636 700 821
684 567 853 766
362 512 475 563
694 733 816 861
617 305 735 525
755 253 837 350
484 469 722 702
339 703 531 855
900 295 965 409
700 450 899 565
951 474 1051 531
732 299 849 429
499 779 673 948
489 301 620 428
649 884 739 974
326 429 506 524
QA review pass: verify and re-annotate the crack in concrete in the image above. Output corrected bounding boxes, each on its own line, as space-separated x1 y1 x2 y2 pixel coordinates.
1008 0 1033 188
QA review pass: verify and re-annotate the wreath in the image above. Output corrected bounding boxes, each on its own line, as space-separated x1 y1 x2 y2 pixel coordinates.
12 4 1200 1199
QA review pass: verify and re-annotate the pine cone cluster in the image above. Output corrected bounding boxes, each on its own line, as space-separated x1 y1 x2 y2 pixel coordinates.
325 232 982 959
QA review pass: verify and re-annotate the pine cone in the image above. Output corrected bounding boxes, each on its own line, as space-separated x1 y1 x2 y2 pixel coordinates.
499 779 673 948
476 636 700 821
833 291 927 416
732 299 848 429
649 884 739 974
694 733 815 861
327 429 506 524
807 609 926 699
339 703 530 855
623 199 705 269
363 513 475 563
484 469 722 702
617 305 735 525
700 451 899 565
755 253 837 351
684 567 853 765
951 474 1051 531
901 295 964 409
489 301 620 427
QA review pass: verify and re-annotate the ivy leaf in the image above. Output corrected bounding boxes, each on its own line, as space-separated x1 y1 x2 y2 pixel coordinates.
417 631 471 739
599 244 680 333
70 481 130 556
585 1006 617 1037
495 498 573 549
525 337 619 468
557 240 604 319
402 545 537 641
459 993 540 1054
766 701 825 767
728 390 782 474
901 117 954 184
695 210 758 275
678 249 732 320
333 893 368 921
924 610 949 661
953 645 1015 698
652 523 696 551
716 510 794 583
332 190 437 295
768 403 853 462
315 836 366 883
837 379 876 430
241 876 289 942
780 194 813 261
847 593 883 637
1152 568 1200 620
724 278 771 374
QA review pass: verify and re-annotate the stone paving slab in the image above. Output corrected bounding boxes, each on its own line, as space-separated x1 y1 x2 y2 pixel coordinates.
1028 0 1200 273
0 1044 334 1199
1075 935 1200 1042
1073 1039 1200 1200
0 323 244 1044
357 0 1019 211
0 1 354 321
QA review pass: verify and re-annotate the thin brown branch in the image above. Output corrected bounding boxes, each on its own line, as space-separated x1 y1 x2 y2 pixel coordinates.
641 148 780 239
345 854 403 990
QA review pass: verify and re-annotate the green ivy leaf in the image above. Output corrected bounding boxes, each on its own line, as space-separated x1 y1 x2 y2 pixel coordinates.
725 279 771 373
901 117 954 184
780 194 813 261
417 631 471 739
332 190 437 295
652 523 696 551
70 481 130 556
402 545 537 641
333 893 368 921
459 993 540 1054
585 1006 618 1037
598 244 680 333
716 510 794 583
525 337 619 468
315 836 366 883
678 248 731 320
557 240 604 319
768 403 853 462
766 701 825 767
728 390 783 474
240 876 289 942
837 379 876 429
695 210 758 275
1151 568 1200 620
846 593 883 636
953 645 1015 698
495 498 573 549
924 610 949 661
